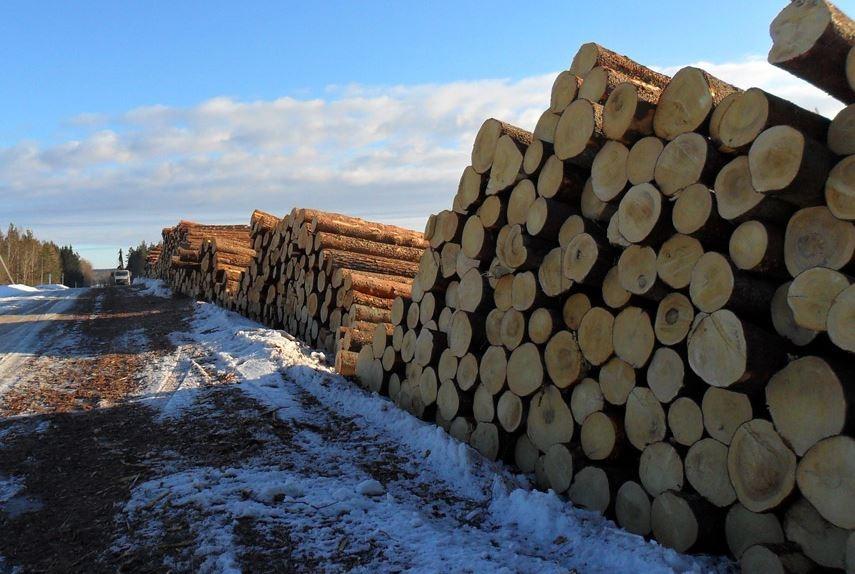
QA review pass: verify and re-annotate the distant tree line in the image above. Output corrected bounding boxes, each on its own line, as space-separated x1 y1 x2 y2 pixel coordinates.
126 241 154 277
0 224 93 287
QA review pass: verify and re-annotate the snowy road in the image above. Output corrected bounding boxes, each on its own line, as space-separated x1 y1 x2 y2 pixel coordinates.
0 280 731 573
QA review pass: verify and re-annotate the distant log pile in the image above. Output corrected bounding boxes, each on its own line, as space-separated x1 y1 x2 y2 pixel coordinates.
353 3 855 569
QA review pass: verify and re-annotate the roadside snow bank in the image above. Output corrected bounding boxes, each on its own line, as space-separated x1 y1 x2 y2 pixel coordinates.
0 285 40 297
134 278 172 299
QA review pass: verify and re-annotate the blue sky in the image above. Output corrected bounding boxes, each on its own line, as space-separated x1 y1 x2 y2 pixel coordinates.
0 1 850 268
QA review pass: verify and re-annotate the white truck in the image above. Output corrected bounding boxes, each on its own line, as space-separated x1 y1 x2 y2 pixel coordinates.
110 269 132 286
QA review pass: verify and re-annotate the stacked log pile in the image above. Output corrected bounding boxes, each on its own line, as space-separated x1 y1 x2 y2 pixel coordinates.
143 245 162 277
355 2 854 569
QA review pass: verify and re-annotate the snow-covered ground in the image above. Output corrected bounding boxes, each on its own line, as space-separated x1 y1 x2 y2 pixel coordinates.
134 277 173 299
117 280 732 573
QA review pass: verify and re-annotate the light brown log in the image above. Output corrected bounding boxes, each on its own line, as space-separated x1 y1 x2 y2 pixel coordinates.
455 166 486 214
826 155 855 221
570 377 604 424
554 99 605 168
533 110 560 144
617 183 668 244
654 132 723 197
536 154 587 202
616 244 660 299
725 503 785 559
749 125 835 206
562 233 612 288
311 212 426 249
568 466 612 515
507 342 543 397
767 356 851 457
418 367 439 407
828 103 855 156
639 441 684 496
581 411 623 461
612 306 654 368
626 136 663 186
485 308 504 347
460 216 491 262
797 435 855 529
615 481 652 536
700 387 752 446
828 283 855 351
543 443 574 493
689 251 777 315
320 249 419 279
685 438 737 508
448 310 484 358
457 267 490 314
728 418 797 512
560 215 596 249
343 271 413 301
580 65 651 104
768 0 855 103
647 347 684 403
580 177 617 222
653 66 739 141
526 197 576 238
437 348 458 384
314 232 424 263
469 422 505 461
591 140 629 201
569 43 670 89
479 345 508 395
599 357 636 406
784 205 855 276
787 267 849 330
606 212 631 248
602 265 630 309
543 330 588 389
456 353 479 392
625 387 666 451
473 383 495 423
400 329 417 363
507 182 537 229
578 307 614 366
335 350 358 376
437 380 469 422
671 183 729 241
785 497 849 569
496 224 545 270
603 83 659 144
511 270 544 312
669 397 704 447
549 71 582 114
523 137 551 177
728 220 786 276
740 544 816 574
562 292 591 331
499 308 525 350
651 491 717 553
538 246 572 298
717 87 830 153
714 155 794 223
771 281 819 346
527 385 574 452
496 390 526 433
414 328 445 368
657 234 704 290
492 273 514 311
471 118 532 175
688 309 786 388
528 307 560 345
440 242 461 279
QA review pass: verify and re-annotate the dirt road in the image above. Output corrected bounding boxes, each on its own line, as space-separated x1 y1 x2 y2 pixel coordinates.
0 283 724 573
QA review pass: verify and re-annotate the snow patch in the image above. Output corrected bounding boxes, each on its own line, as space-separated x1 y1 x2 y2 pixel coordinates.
0 475 23 504
134 278 173 299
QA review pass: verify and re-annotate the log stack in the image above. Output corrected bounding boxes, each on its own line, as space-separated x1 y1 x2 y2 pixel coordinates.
355 5 855 569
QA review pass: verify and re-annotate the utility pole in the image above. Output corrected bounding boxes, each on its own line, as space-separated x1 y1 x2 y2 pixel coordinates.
0 253 14 284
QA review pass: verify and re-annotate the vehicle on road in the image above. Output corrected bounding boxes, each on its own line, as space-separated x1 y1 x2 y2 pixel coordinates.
110 269 132 286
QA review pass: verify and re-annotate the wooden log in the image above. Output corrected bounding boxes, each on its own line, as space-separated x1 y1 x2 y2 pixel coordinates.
578 307 614 366
725 503 785 559
602 265 631 309
825 154 854 222
448 310 485 358
690 251 778 315
554 99 605 168
499 308 525 350
580 411 623 461
768 0 855 103
701 387 753 446
657 234 704 290
668 397 704 447
457 267 491 314
507 342 544 397
728 419 797 512
615 481 652 536
617 183 669 244
485 308 504 346
685 438 737 507
314 232 424 263
612 306 655 368
787 267 849 331
514 434 539 473
496 224 545 270
647 347 685 403
599 357 636 406
570 377 604 424
335 350 358 376
469 421 508 461
797 434 855 529
526 385 574 452
828 103 855 156
654 66 739 140
616 244 662 298
639 441 684 496
311 212 426 249
471 118 532 175
688 309 786 388
729 220 786 276
455 166 486 214
320 249 419 278
784 206 855 276
625 387 667 451
511 271 544 313
437 380 471 422
549 70 582 114
538 246 572 298
651 491 721 553
536 154 587 202
492 274 514 311
749 125 835 206
603 83 659 144
568 465 616 515
562 232 612 286
342 270 413 300
827 283 855 351
740 544 816 574
526 197 576 238
771 281 819 346
654 132 723 197
496 390 526 433
569 43 670 89
672 183 729 241
487 134 527 194
558 214 596 248
456 353 479 392
626 136 664 186
562 292 591 331
784 497 849 569
522 137 551 177
533 110 560 144
714 156 795 223
543 330 588 389
543 443 575 493
479 345 508 395
591 140 629 202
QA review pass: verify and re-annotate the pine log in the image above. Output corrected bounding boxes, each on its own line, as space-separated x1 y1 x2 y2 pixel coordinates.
591 140 630 201
827 283 855 351
456 353 479 392
654 132 723 197
479 345 508 395
496 390 526 433
617 244 663 298
612 306 654 368
496 224 546 270
625 387 667 451
580 178 618 222
554 99 605 168
728 419 797 512
580 411 623 461
797 434 855 529
455 166 486 214
562 292 592 331
714 156 795 223
538 246 572 298
672 183 730 241
599 357 636 406
487 134 527 194
526 197 576 238
740 544 816 574
543 443 575 493
562 232 612 285
725 503 785 559
514 434 539 474
651 491 721 553
689 251 778 315
685 437 737 507
603 83 659 144
499 308 525 350
471 118 532 175
617 183 670 244
310 212 426 249
320 249 419 278
523 137 551 177
536 154 587 202
602 265 631 309
784 205 855 276
533 110 560 144
787 267 850 330
771 281 819 346
568 43 670 89
828 103 855 155
578 306 615 366
506 342 544 397
570 377 604 424
657 234 704 290
626 136 664 185
526 385 574 452
784 497 849 569
768 0 855 103
615 481 652 536
825 154 854 221
543 330 588 389
729 220 786 275
654 66 740 140
549 70 582 114
639 441 684 496
669 396 704 447
647 346 685 402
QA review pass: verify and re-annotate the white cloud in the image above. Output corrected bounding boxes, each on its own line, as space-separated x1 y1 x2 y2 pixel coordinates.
0 56 842 267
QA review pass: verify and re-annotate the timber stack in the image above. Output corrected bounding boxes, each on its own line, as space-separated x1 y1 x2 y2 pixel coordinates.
356 1 855 570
